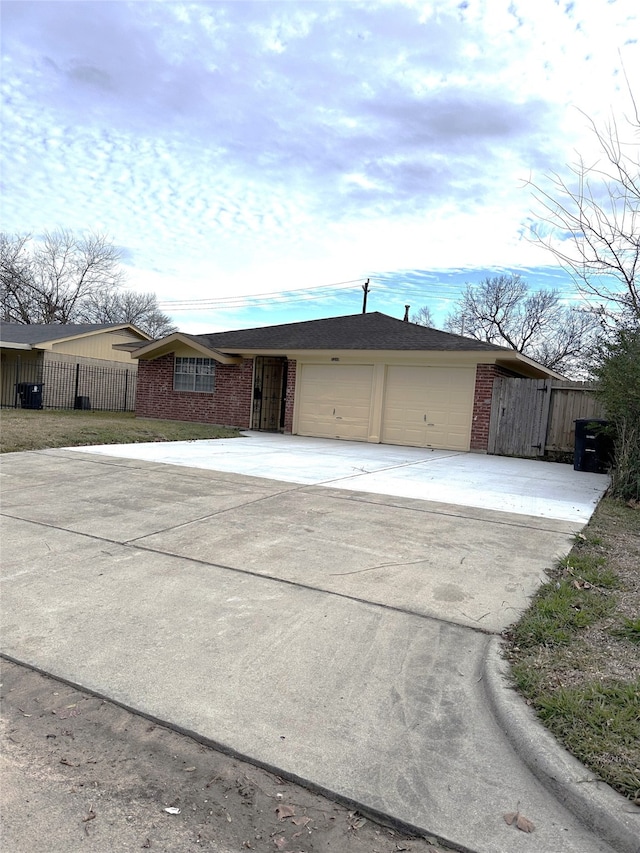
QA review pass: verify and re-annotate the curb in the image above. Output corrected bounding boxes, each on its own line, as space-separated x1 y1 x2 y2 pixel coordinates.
483 637 639 853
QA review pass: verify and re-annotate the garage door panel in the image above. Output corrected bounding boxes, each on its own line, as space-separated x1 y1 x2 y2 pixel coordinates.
382 366 474 451
298 365 373 441
449 411 471 427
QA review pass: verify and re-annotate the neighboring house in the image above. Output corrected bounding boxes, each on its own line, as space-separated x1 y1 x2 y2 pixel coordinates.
1 322 151 410
130 312 561 453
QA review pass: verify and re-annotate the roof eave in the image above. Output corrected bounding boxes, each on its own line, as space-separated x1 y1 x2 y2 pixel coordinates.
494 352 564 379
112 341 148 352
48 324 151 347
0 341 32 350
2 323 152 349
218 346 514 358
133 333 243 365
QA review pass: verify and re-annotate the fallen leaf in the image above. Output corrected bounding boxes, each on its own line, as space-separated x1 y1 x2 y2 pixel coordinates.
83 809 96 823
17 708 32 717
291 816 312 827
504 811 535 832
60 758 76 767
184 767 196 772
516 813 535 833
273 837 287 850
275 804 295 820
163 807 181 815
57 707 80 720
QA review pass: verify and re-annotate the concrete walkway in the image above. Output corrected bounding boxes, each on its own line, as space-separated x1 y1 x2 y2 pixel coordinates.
2 436 635 853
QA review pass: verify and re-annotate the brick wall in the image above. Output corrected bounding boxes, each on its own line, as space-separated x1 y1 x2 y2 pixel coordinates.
136 354 254 426
283 359 296 433
470 363 514 451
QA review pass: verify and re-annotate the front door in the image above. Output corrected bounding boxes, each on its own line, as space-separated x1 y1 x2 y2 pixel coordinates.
252 357 287 431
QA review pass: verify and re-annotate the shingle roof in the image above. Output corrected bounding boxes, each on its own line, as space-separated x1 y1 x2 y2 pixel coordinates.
188 312 510 353
0 322 131 345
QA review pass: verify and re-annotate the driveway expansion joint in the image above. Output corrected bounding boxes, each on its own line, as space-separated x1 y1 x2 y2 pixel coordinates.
1 509 500 635
126 538 502 636
1 441 614 853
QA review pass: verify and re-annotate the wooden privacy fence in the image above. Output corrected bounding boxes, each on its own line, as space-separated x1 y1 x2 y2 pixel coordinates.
488 378 605 457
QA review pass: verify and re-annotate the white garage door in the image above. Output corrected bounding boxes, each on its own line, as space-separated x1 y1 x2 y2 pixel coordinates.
382 366 475 451
297 364 373 440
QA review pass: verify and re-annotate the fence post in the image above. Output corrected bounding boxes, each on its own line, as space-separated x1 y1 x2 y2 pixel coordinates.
13 356 21 408
123 370 129 412
73 362 80 404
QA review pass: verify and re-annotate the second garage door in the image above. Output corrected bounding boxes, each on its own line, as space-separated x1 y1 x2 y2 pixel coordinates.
297 364 373 440
382 365 475 451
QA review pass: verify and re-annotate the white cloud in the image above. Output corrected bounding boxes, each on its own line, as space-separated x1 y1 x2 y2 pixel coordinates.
1 0 637 330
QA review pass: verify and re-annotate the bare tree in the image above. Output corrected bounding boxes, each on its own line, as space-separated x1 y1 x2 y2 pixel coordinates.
78 289 177 338
529 96 640 327
410 305 435 327
444 274 597 375
1 230 125 324
1 232 36 323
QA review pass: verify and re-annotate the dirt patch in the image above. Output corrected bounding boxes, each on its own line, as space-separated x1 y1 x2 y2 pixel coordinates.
1 660 449 853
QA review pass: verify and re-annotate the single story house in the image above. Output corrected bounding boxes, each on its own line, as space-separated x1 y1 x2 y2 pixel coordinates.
128 312 561 453
1 322 151 410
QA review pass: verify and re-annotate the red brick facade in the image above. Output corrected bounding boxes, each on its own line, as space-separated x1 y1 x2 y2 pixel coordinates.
136 354 515 452
283 359 296 433
136 354 254 427
469 363 514 451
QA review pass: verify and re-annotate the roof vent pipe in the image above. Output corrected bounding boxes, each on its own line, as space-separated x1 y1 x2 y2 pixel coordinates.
403 305 410 322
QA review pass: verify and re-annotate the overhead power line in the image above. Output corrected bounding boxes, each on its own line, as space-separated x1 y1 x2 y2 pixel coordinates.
158 279 364 309
158 275 588 313
158 280 470 313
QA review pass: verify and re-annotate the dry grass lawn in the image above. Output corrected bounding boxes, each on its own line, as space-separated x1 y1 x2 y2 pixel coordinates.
0 409 240 453
505 498 640 802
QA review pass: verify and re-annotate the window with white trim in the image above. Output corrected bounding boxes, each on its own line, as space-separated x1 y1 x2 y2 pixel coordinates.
174 357 215 392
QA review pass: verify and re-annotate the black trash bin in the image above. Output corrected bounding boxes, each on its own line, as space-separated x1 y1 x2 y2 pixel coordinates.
574 418 613 473
15 382 44 410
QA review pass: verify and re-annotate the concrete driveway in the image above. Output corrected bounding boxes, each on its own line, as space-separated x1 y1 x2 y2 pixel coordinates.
77 431 605 523
1 433 623 853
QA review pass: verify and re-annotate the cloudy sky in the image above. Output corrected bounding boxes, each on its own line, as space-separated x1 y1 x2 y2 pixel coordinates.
1 0 638 333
